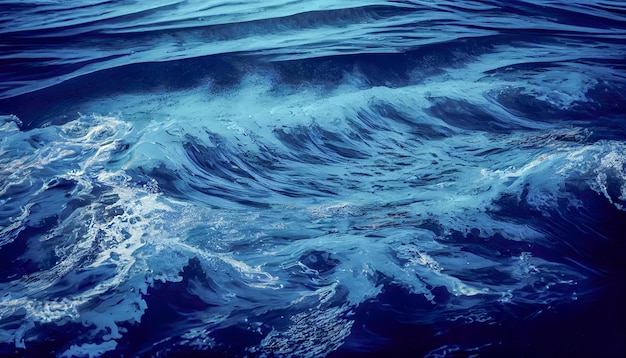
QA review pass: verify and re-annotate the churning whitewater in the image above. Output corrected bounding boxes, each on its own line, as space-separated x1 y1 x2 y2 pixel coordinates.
1 1 625 357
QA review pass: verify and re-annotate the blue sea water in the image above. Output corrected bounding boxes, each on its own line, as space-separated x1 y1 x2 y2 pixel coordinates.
1 0 625 357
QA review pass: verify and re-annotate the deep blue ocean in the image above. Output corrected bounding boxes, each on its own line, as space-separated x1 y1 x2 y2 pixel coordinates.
1 1 625 357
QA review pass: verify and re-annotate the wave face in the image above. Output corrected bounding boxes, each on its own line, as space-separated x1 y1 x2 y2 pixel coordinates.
1 1 625 357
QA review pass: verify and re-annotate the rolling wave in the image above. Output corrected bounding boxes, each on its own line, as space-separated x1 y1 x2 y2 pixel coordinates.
1 0 625 98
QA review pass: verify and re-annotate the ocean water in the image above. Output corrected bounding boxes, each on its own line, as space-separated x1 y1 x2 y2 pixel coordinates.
1 1 625 357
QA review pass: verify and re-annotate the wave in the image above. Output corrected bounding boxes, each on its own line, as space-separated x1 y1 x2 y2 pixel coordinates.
1 0 625 99
1 1 626 357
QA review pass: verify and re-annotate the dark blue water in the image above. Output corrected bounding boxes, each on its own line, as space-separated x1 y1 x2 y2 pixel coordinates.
1 1 625 357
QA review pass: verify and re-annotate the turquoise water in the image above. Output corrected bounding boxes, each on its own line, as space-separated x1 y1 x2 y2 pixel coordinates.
1 1 625 356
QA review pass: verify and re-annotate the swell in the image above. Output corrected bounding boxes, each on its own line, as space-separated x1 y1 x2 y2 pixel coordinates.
3 37 626 131
1 1 625 100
